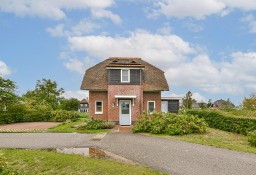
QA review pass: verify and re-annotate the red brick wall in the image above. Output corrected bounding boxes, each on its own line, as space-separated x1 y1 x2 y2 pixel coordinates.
143 92 161 112
108 85 143 123
89 91 108 120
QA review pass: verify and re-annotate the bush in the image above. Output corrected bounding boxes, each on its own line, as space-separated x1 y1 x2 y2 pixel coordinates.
248 131 256 146
102 121 115 129
85 118 103 130
50 110 80 122
187 110 256 135
133 112 207 135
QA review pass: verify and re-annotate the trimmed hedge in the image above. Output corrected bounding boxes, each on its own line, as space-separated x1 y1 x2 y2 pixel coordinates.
132 112 207 135
0 107 79 124
187 110 256 135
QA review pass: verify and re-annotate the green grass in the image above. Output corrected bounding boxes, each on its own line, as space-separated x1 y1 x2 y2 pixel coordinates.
151 128 256 154
48 118 110 133
0 149 162 175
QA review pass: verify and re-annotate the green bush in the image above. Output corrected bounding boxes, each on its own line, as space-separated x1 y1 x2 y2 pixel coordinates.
248 131 256 146
133 112 207 135
187 110 256 135
102 121 115 129
85 118 103 130
50 110 80 122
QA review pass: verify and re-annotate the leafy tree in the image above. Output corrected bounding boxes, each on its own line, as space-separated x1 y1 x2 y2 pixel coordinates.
198 102 207 109
23 78 64 109
182 91 193 109
60 98 80 111
0 77 18 111
207 99 212 108
243 93 256 111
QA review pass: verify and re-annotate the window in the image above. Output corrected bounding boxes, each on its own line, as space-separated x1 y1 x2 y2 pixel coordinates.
95 101 103 114
121 69 130 83
147 101 155 113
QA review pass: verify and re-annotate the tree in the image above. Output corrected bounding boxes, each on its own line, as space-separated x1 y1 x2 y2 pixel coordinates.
182 91 193 109
60 98 80 111
198 102 207 109
23 78 64 109
207 99 212 108
0 77 18 111
243 93 256 111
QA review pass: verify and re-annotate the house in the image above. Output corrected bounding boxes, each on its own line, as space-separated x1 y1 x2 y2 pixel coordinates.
161 97 182 113
80 57 169 125
210 99 235 110
192 101 201 109
79 98 89 113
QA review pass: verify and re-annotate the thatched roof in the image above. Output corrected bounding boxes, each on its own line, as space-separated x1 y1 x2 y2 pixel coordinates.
80 57 169 91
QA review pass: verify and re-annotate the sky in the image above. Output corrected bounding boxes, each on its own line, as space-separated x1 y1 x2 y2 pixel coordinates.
1 0 256 105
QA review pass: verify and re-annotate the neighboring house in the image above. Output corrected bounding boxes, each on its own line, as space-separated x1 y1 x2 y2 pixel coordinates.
192 101 201 109
81 57 169 125
79 98 89 113
161 97 182 113
210 99 235 110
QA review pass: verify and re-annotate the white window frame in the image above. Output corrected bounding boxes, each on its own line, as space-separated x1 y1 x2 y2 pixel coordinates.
147 101 155 113
121 69 130 83
95 101 103 114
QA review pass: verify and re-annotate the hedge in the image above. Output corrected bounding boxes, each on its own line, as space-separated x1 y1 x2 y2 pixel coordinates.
187 110 256 135
133 112 208 135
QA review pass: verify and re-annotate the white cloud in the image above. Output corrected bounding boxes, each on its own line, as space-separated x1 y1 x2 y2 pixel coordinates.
0 0 118 22
91 9 122 25
47 20 100 37
68 30 195 70
61 52 97 74
152 0 256 20
192 92 207 102
62 90 88 100
0 60 11 77
241 14 256 33
167 51 256 95
155 0 226 19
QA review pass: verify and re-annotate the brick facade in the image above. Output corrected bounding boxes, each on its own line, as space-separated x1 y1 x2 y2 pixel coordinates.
143 92 161 112
108 85 143 123
89 91 108 120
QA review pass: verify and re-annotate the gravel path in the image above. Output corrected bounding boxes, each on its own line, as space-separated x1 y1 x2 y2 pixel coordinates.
96 133 256 175
0 133 97 149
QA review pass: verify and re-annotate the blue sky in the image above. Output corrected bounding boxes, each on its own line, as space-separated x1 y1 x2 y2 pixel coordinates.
1 0 256 105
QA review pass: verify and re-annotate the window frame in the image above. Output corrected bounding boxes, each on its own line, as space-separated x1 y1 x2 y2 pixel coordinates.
95 101 103 114
121 69 130 83
147 101 155 113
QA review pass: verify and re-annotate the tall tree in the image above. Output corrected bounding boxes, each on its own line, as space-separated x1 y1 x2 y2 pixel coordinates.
0 77 18 111
182 91 193 109
60 98 80 111
23 78 64 109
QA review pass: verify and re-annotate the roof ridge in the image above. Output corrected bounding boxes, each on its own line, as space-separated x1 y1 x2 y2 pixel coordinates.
108 57 141 60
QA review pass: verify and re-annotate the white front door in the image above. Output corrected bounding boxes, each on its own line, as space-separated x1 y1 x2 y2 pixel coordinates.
119 100 131 125
161 101 168 113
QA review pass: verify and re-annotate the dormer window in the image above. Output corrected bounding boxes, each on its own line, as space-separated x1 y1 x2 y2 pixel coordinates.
121 69 130 83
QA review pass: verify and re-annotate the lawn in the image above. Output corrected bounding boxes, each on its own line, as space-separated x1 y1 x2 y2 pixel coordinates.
154 128 256 154
0 149 163 175
48 118 110 133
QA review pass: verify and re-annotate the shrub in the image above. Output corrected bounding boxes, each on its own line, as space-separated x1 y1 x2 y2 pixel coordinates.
248 131 256 146
50 110 80 122
133 112 207 135
85 118 103 130
187 110 256 135
102 121 115 129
